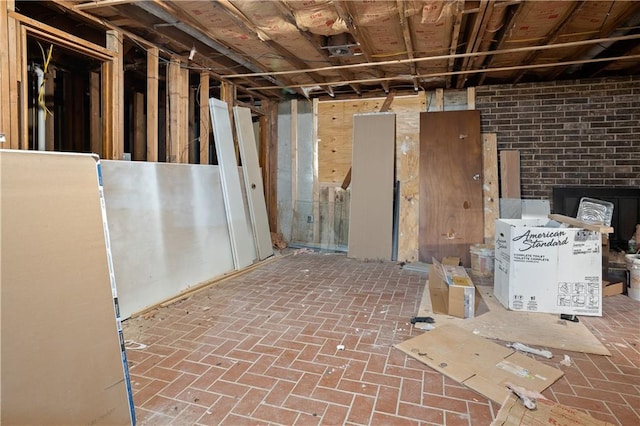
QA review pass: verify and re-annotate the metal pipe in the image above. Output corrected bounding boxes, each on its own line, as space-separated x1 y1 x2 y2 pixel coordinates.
34 65 46 151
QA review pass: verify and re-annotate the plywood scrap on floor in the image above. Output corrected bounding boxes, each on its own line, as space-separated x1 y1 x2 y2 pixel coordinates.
492 394 615 426
415 279 611 356
395 324 564 404
233 106 274 261
0 150 134 425
209 97 256 269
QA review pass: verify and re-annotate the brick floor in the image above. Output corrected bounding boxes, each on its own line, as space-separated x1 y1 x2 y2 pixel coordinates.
123 253 640 425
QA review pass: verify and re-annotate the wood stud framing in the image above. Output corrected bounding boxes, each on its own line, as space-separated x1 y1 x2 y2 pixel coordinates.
106 30 124 160
199 72 210 165
146 47 159 162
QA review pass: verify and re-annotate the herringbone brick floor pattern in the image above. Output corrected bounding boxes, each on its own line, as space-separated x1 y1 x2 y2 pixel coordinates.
123 252 640 425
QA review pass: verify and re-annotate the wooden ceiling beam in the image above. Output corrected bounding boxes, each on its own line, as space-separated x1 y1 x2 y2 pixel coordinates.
396 1 418 83
446 0 465 88
214 0 335 98
513 0 588 83
246 52 640 92
456 0 494 88
477 2 524 85
73 0 138 11
547 1 640 80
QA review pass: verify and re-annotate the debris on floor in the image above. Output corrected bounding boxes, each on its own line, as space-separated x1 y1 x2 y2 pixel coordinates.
492 393 614 426
395 324 564 404
506 342 553 359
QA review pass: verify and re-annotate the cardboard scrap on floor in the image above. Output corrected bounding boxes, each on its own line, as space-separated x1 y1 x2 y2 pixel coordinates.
491 394 614 426
395 324 564 404
416 278 611 356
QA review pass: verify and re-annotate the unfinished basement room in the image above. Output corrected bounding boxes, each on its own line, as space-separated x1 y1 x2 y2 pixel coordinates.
1 1 639 425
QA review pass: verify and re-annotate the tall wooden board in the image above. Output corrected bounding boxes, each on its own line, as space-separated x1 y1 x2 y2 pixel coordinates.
348 113 395 260
419 110 483 266
209 98 255 269
500 150 521 198
233 106 274 260
0 150 134 425
482 133 499 243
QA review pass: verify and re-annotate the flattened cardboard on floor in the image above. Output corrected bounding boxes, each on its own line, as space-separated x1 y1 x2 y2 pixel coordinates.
394 324 564 404
492 394 614 426
0 150 133 425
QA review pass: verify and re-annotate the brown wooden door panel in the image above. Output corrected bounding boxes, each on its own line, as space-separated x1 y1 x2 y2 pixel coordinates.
419 110 484 266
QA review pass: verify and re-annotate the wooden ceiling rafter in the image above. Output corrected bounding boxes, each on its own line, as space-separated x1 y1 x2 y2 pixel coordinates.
396 0 420 92
269 1 361 96
214 0 335 98
134 0 295 97
446 0 466 88
547 1 640 80
513 0 588 84
477 1 524 85
332 0 389 91
246 51 640 93
456 0 494 88
73 0 137 11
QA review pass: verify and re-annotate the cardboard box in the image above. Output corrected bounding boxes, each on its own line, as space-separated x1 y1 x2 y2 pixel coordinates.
602 280 624 297
429 257 477 318
494 219 602 316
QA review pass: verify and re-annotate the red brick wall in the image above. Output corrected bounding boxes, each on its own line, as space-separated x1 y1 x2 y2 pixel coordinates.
476 76 640 201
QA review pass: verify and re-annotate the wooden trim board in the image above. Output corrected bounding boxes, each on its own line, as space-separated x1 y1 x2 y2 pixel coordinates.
500 150 520 198
233 106 274 260
482 133 499 243
209 98 256 269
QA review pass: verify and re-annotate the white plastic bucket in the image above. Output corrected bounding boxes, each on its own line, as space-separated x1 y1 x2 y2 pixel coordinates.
625 254 640 301
470 244 495 277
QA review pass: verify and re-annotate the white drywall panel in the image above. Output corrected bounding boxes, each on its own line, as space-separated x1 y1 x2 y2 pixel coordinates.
101 161 235 318
209 98 256 269
233 106 274 260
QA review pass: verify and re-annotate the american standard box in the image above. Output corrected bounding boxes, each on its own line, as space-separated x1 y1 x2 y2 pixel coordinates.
494 219 602 316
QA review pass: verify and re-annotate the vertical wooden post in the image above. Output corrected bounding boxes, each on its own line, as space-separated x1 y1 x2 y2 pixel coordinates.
264 100 278 232
101 60 113 159
132 92 145 161
220 81 237 162
0 1 10 147
167 57 181 163
18 23 28 150
199 72 209 164
179 67 189 163
106 30 123 160
467 87 476 110
146 47 159 162
7 1 21 149
312 97 320 244
188 85 196 164
435 88 444 111
89 71 101 156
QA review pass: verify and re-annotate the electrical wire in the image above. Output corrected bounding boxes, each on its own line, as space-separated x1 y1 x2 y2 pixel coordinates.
37 41 54 118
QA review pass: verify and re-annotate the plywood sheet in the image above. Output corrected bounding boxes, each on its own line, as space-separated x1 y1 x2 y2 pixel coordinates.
348 113 395 260
234 106 274 260
101 161 236 318
482 133 499 243
416 280 611 356
395 324 564 404
0 150 133 425
210 98 256 269
419 110 483 266
316 93 426 262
